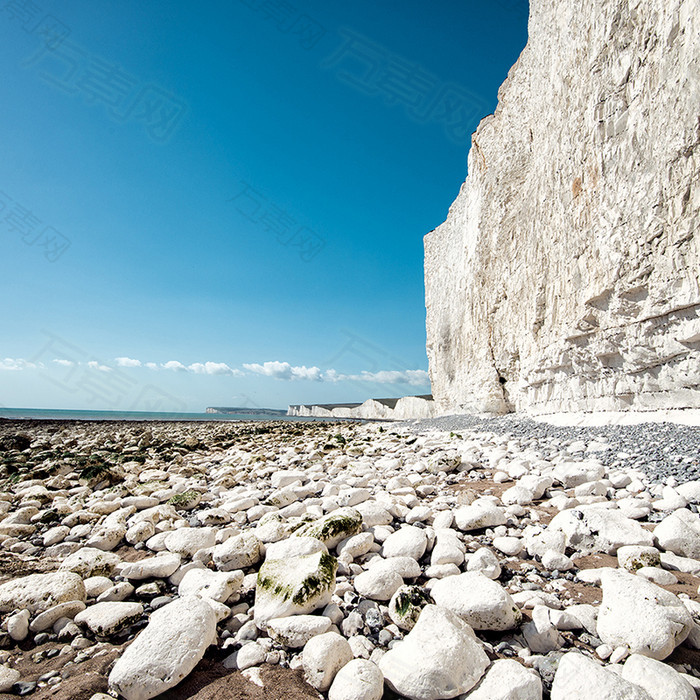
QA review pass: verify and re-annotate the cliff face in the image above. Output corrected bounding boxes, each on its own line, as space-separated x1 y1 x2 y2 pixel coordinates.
425 0 700 415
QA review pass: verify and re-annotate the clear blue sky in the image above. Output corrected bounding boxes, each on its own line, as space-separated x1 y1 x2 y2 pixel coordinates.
0 0 529 412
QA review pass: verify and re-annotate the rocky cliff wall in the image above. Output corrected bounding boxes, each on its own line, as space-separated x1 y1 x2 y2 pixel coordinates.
425 0 700 415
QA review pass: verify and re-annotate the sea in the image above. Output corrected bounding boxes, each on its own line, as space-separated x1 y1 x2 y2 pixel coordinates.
0 408 319 422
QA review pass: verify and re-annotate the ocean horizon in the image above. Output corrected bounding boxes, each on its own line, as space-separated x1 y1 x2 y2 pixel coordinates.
0 407 324 422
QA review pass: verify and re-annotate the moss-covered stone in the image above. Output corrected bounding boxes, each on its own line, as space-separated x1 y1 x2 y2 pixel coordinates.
254 551 337 628
292 507 363 549
168 490 201 510
389 585 434 631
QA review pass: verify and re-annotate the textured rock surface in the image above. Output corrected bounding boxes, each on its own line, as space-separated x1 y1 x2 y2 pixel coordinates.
108 596 217 700
0 572 86 614
425 0 700 415
379 605 489 700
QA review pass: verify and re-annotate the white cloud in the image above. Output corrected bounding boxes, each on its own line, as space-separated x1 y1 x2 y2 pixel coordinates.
52 359 74 367
0 358 37 371
243 361 428 386
188 361 243 376
291 365 322 381
145 362 158 370
115 357 142 368
244 361 293 379
162 360 188 372
243 361 322 381
87 360 112 372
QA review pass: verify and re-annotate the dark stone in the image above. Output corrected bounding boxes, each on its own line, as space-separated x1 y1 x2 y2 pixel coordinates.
12 681 38 696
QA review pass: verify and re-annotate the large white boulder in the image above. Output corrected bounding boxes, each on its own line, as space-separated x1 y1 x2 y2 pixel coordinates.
552 461 605 489
328 659 384 700
163 527 217 557
108 596 217 700
379 605 489 700
74 601 143 638
654 509 700 559
381 526 428 560
212 531 262 571
118 553 181 580
465 658 542 700
548 505 655 554
59 547 121 578
302 631 354 692
430 572 521 631
550 651 653 699
266 614 332 648
0 572 86 614
454 501 506 531
293 507 364 548
177 568 243 603
597 569 693 660
254 550 337 628
621 654 695 700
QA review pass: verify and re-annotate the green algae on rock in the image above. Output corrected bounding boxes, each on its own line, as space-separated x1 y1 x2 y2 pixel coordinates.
254 551 338 628
292 507 363 549
389 585 435 631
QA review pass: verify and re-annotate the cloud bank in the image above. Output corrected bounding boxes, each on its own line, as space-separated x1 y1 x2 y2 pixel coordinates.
3 353 429 387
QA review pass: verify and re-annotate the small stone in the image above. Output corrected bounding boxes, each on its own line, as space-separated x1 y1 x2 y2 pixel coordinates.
118 553 181 580
212 531 263 571
492 536 523 556
178 568 243 603
163 527 217 557
328 658 384 700
74 602 143 638
636 567 678 586
266 615 332 648
302 631 354 692
466 658 542 700
388 585 434 631
466 547 501 579
6 609 30 641
30 601 86 633
0 666 21 693
454 501 506 531
83 576 113 598
12 681 37 697
617 545 661 572
97 582 135 603
236 643 266 670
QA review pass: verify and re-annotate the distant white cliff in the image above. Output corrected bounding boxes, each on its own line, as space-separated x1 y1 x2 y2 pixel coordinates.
425 0 700 415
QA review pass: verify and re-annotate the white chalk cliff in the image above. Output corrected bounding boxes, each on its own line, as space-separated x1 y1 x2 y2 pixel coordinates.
425 0 700 415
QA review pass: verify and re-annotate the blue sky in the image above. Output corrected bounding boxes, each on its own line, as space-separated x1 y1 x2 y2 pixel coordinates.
0 0 529 412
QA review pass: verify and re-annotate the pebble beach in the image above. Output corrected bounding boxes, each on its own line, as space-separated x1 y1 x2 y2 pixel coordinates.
0 416 699 699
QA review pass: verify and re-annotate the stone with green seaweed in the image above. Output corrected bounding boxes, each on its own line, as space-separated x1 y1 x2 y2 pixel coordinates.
254 550 338 628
